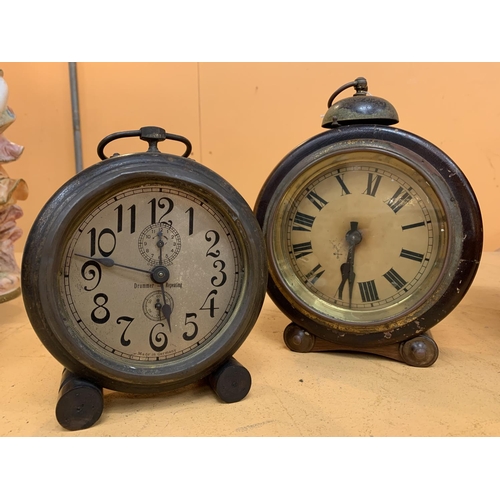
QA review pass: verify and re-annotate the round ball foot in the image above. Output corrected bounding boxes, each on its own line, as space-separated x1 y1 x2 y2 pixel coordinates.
284 323 315 353
400 335 439 367
55 369 104 431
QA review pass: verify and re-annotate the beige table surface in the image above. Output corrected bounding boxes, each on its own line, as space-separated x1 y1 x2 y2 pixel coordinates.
2 252 500 438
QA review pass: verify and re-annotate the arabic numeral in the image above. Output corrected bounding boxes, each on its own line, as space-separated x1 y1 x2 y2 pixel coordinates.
186 207 194 235
200 290 219 318
115 204 136 234
149 197 174 224
88 227 116 257
117 316 134 347
205 230 221 257
149 323 168 352
211 259 227 287
183 313 199 341
91 293 111 324
81 260 102 291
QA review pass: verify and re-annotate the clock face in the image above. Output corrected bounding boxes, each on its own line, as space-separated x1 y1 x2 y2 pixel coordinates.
267 148 450 332
59 184 242 363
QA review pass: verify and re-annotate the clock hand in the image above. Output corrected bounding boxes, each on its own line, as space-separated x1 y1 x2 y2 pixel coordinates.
160 284 173 332
338 262 350 300
156 229 172 332
154 298 163 320
74 254 151 274
338 222 362 308
157 228 165 265
347 255 356 309
338 246 355 303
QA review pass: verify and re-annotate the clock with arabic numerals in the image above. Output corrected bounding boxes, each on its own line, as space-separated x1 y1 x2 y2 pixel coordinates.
22 126 267 430
255 77 482 367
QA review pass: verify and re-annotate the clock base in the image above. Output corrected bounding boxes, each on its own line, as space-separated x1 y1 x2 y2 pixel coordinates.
283 323 439 367
54 356 252 431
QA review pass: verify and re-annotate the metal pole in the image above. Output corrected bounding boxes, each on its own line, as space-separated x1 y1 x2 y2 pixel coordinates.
69 62 83 174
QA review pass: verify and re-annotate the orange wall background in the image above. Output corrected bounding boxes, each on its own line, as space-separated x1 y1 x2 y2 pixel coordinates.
2 62 499 251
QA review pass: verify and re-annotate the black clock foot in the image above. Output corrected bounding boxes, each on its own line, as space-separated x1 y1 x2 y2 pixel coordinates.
55 368 104 431
208 357 252 403
283 322 439 367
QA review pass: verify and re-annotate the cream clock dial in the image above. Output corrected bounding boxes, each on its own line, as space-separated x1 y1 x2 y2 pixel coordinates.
274 152 447 327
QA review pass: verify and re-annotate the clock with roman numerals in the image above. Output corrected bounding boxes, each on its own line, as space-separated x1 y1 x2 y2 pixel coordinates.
255 77 482 367
22 127 266 428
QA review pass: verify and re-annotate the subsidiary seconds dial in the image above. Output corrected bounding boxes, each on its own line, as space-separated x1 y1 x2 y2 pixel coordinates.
62 185 240 361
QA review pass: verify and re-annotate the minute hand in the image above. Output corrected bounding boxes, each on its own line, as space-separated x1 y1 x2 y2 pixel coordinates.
340 221 362 308
74 254 151 274
157 229 173 332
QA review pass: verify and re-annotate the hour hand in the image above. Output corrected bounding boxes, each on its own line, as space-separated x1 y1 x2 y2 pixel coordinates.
338 262 350 300
162 302 172 332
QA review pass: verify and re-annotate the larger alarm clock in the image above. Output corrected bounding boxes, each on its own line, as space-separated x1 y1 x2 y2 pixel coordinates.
255 77 482 367
22 126 267 429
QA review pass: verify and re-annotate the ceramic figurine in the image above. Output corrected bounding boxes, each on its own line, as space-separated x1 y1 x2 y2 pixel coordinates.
0 69 28 303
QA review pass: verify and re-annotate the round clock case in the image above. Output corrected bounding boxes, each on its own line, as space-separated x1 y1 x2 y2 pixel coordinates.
22 127 267 393
255 78 482 366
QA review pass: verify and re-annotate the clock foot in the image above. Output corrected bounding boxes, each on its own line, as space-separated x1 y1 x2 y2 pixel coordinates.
208 356 252 403
399 333 439 367
55 368 104 431
283 323 439 367
284 323 316 353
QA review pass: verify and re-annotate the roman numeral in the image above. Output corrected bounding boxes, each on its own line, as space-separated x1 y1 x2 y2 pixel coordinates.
335 175 351 196
359 280 379 302
383 268 407 290
292 212 316 232
305 264 325 284
400 249 424 262
364 173 382 197
386 187 412 213
402 221 426 230
292 241 313 259
306 190 329 210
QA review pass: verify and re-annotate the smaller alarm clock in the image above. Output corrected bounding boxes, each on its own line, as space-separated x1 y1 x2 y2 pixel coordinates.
22 126 267 430
255 77 482 367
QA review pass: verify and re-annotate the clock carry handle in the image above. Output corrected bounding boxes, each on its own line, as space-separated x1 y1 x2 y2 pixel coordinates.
97 126 193 160
326 77 368 108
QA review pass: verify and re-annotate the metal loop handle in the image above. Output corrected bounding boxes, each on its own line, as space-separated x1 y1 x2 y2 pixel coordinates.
326 77 368 109
97 126 193 160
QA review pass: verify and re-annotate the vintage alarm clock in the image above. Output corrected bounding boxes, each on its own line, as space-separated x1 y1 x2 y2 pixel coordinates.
22 127 267 430
255 77 482 367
